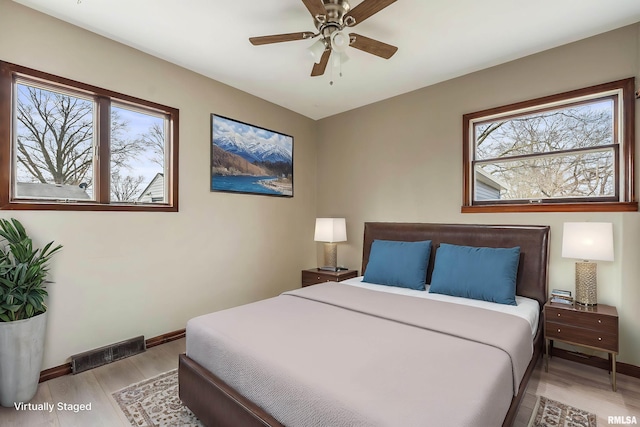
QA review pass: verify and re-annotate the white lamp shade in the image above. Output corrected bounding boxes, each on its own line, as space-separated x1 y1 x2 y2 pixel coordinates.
330 31 349 53
562 222 614 261
314 218 347 243
308 39 326 63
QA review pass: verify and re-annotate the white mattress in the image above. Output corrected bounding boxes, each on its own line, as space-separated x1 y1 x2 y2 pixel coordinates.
341 276 540 338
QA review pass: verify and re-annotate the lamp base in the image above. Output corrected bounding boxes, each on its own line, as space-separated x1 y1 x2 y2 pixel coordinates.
575 261 597 306
323 243 338 270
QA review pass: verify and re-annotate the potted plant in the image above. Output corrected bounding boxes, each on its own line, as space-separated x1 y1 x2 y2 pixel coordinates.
0 218 62 407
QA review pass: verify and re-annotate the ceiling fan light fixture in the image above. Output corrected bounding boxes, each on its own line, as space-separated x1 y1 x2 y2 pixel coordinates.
308 39 326 63
330 30 349 53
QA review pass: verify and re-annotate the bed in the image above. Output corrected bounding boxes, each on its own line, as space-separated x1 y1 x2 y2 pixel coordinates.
179 222 550 427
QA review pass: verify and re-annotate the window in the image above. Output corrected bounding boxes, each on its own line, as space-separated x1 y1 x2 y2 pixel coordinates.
0 61 178 211
462 78 636 213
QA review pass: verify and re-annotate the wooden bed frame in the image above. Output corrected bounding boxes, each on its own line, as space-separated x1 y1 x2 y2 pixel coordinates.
179 222 550 427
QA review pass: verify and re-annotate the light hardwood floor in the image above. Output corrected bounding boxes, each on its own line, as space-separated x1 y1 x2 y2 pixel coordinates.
0 339 185 427
0 339 638 426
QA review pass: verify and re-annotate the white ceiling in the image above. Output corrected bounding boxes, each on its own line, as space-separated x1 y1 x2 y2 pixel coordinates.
13 0 640 120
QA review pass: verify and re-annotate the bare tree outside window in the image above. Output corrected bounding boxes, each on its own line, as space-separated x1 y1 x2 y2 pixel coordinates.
15 85 95 193
110 171 145 202
14 83 166 203
474 100 615 201
137 122 166 168
110 105 165 203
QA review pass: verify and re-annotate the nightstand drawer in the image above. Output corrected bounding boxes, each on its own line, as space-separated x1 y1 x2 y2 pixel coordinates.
301 269 358 287
546 306 617 334
546 321 618 352
302 274 334 286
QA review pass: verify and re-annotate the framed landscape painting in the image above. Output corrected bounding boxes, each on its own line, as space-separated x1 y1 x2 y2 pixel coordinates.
211 115 293 197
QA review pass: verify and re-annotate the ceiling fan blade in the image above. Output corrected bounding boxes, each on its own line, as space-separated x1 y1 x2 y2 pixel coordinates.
301 0 326 18
345 0 397 26
349 33 398 59
249 32 315 46
311 50 331 76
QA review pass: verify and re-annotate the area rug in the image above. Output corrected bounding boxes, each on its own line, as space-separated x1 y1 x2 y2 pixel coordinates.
112 369 203 427
528 396 597 427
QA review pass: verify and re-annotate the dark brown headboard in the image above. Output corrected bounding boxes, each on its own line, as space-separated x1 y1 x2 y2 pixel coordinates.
362 223 550 308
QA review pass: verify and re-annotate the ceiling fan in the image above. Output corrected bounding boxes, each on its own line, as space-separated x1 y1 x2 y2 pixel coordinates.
249 0 398 78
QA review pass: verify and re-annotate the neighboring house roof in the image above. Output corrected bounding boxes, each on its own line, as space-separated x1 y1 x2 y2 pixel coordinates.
137 173 164 202
16 182 91 199
476 168 509 191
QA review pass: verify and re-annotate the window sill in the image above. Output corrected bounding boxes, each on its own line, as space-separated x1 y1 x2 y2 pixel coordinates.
1 201 178 212
461 202 638 213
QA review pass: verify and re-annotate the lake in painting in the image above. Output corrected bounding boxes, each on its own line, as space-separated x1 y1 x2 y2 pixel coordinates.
211 175 289 196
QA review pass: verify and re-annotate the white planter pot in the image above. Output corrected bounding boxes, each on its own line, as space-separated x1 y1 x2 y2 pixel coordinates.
0 311 47 407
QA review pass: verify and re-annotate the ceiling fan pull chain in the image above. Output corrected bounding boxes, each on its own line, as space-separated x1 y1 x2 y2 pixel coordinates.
330 63 334 86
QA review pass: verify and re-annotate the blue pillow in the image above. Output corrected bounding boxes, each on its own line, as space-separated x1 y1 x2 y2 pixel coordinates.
363 240 432 290
429 243 520 305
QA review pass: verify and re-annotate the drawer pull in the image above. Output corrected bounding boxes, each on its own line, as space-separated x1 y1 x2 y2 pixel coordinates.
598 319 602 324
317 276 321 280
557 329 561 333
557 313 561 317
598 337 602 341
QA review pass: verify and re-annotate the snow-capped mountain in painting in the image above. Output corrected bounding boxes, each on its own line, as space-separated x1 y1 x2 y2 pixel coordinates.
212 116 292 165
214 134 292 164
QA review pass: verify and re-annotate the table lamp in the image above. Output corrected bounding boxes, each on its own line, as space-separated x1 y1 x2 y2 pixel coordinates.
314 218 347 271
561 222 614 306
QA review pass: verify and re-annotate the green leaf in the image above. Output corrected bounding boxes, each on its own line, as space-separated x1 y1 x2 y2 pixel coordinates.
1 304 22 313
0 218 61 322
26 295 42 310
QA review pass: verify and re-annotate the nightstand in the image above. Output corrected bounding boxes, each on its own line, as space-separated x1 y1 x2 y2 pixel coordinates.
301 268 358 287
544 301 619 391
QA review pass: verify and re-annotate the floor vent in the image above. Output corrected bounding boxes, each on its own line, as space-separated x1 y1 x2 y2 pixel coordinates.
71 335 146 374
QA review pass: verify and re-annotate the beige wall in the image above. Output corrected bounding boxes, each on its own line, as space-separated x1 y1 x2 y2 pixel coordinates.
317 23 640 366
0 0 318 369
